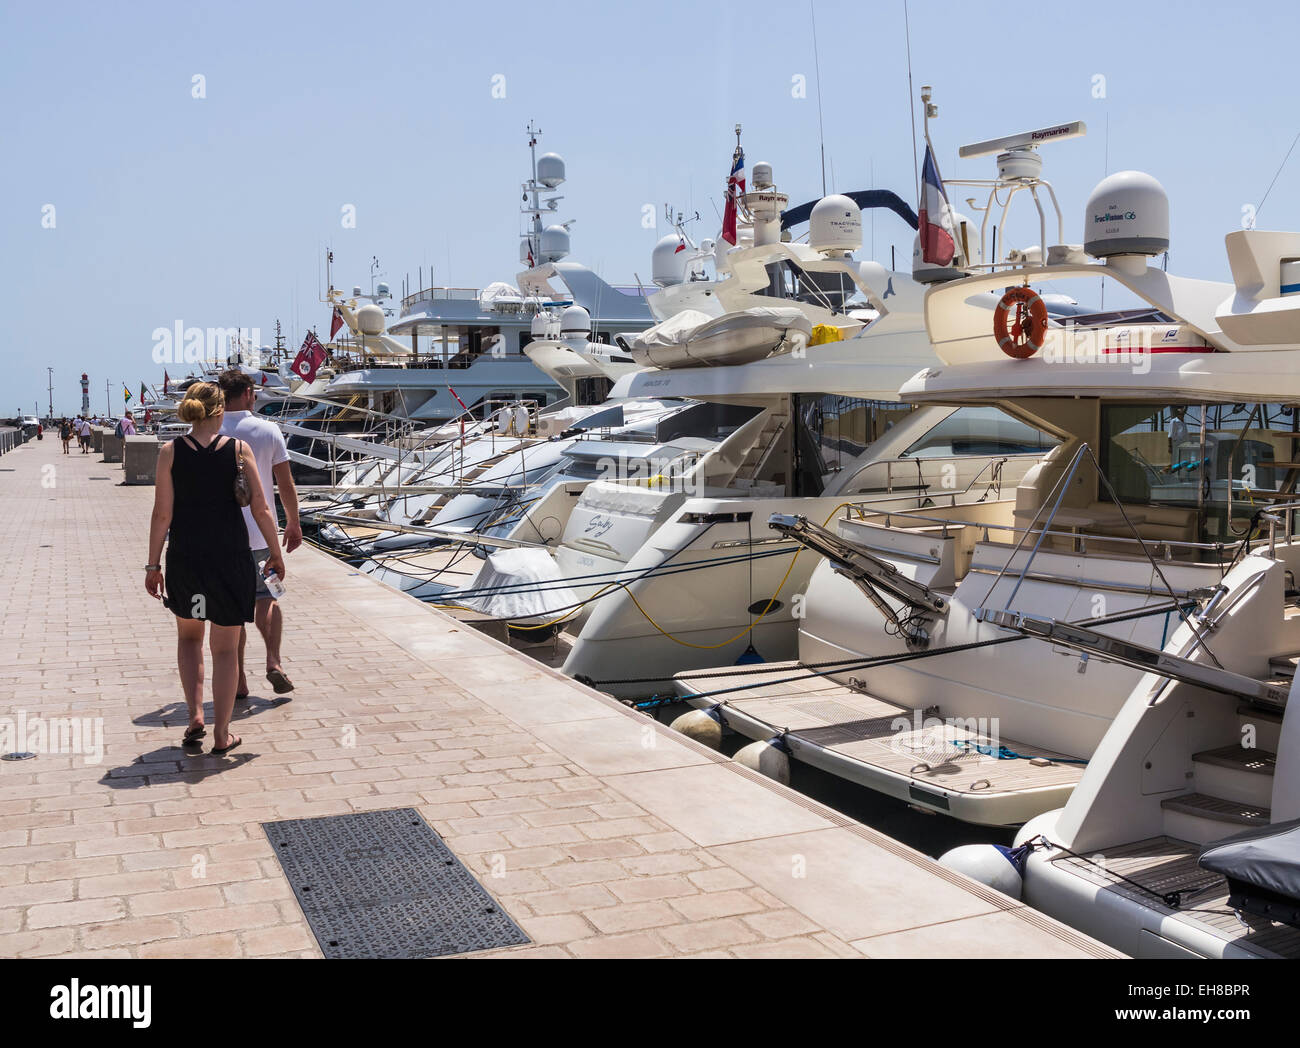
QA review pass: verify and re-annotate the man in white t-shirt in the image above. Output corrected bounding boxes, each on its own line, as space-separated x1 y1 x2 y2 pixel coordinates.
218 369 302 698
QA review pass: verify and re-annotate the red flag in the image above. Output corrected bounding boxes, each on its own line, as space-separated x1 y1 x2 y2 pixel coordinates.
290 333 327 383
330 308 344 339
163 370 170 395
721 144 746 246
674 239 686 254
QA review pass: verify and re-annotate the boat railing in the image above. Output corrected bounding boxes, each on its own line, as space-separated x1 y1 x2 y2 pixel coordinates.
839 496 1300 565
840 455 1010 512
400 287 481 310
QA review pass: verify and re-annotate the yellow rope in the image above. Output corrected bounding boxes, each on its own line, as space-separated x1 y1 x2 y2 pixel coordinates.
620 545 803 648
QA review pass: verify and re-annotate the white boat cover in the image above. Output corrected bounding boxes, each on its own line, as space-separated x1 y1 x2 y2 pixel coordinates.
629 307 812 368
454 547 579 621
479 281 525 312
1199 817 1300 929
575 479 671 517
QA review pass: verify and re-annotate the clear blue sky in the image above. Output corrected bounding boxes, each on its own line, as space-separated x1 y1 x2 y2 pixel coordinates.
3 0 1298 416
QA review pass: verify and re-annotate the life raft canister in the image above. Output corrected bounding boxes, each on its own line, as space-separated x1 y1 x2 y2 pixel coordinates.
994 285 1048 359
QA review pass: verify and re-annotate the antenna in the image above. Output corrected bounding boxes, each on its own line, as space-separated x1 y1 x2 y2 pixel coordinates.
959 121 1086 159
810 0 827 196
939 118 1087 269
903 0 920 205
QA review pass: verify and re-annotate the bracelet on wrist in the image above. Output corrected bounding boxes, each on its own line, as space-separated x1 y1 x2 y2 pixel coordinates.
144 564 161 572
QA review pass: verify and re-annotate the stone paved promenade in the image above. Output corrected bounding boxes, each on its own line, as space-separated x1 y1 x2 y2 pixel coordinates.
0 436 1119 958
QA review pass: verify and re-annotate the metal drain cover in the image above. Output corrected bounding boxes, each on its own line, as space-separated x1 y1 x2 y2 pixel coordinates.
263 807 529 958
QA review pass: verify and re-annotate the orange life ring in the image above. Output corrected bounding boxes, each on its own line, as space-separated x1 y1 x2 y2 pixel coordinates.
994 286 1048 359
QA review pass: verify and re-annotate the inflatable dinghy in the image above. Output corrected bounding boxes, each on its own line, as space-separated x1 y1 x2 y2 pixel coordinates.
626 307 813 369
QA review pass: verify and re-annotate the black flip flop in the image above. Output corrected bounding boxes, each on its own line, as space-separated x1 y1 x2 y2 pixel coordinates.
266 668 294 694
182 726 206 745
235 691 250 702
211 735 242 755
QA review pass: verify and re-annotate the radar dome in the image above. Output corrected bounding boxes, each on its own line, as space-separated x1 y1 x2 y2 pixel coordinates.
810 195 862 255
560 305 591 338
1084 171 1169 258
751 161 774 189
537 152 566 188
530 312 551 337
376 281 390 298
356 303 385 336
857 260 891 296
652 234 690 287
539 224 571 263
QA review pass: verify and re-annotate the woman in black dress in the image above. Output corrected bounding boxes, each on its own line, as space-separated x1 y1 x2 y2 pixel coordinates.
144 382 285 754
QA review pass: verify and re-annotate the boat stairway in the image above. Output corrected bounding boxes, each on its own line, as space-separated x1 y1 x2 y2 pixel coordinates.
733 418 787 486
1161 725 1280 846
672 660 1087 827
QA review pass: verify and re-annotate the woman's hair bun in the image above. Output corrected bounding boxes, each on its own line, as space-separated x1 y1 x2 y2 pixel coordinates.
177 381 224 423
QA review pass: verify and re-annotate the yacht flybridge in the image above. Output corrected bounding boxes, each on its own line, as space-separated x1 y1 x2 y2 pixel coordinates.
305 125 654 424
669 112 1300 940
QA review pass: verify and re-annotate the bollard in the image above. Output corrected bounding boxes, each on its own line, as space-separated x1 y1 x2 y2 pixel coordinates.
92 427 105 453
123 434 160 485
102 431 124 463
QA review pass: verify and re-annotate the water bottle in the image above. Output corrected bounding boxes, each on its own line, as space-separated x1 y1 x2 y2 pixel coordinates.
263 571 287 599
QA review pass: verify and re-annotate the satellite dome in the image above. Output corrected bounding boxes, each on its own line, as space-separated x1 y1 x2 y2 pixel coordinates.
376 281 390 298
857 260 891 295
809 195 862 255
1084 171 1169 258
751 161 774 189
355 303 385 336
539 224 570 263
530 312 551 337
560 305 591 338
652 233 690 287
536 152 566 188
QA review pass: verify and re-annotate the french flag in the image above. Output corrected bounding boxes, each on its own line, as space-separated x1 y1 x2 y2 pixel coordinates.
918 143 956 266
721 146 746 246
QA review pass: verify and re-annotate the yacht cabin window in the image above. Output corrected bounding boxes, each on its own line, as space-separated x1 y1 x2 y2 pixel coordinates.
1101 403 1298 545
901 406 1058 459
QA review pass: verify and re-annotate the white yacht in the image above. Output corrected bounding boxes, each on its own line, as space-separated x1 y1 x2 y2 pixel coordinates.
308 126 654 425
672 119 1300 886
553 148 1072 695
359 152 957 640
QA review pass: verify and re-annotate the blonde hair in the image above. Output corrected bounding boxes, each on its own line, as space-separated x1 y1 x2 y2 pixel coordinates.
177 381 225 423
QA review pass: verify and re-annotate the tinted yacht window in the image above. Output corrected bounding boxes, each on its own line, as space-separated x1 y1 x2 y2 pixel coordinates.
902 406 1057 458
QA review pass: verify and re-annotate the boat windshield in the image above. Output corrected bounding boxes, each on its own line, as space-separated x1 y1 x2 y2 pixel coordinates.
1101 401 1299 545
